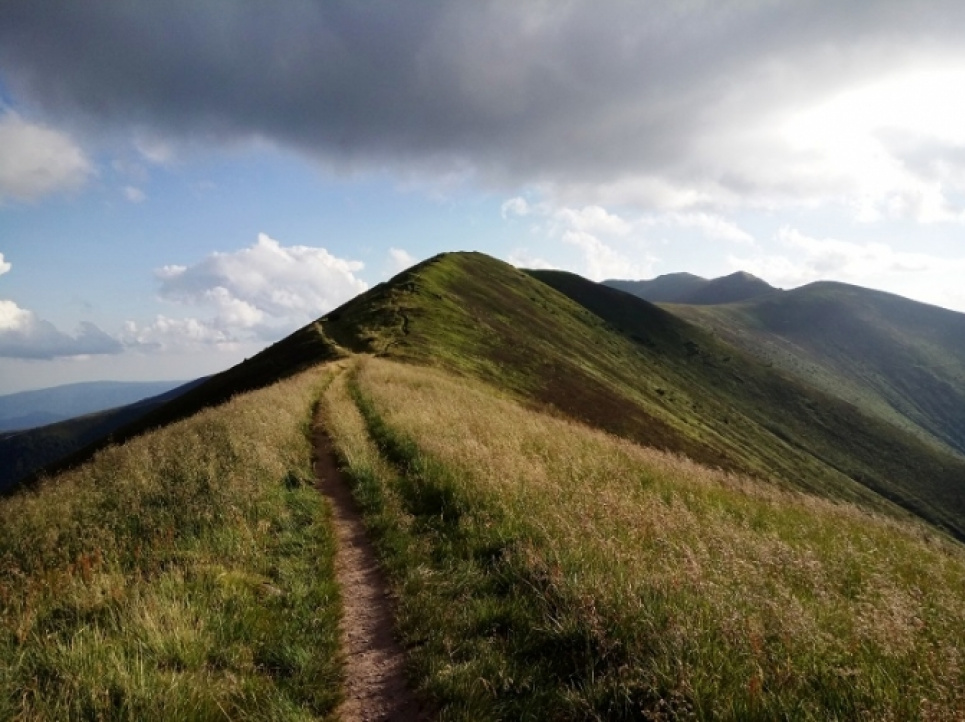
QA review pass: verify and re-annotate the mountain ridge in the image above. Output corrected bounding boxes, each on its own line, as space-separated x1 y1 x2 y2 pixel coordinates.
7 251 965 540
301 250 965 537
605 269 779 305
0 377 210 492
668 279 965 458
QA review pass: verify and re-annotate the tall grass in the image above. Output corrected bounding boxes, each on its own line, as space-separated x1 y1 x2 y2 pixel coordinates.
330 357 965 720
0 367 341 721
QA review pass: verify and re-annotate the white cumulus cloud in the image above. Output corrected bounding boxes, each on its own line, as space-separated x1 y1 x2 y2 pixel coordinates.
0 299 31 331
501 196 531 218
554 205 632 237
0 254 122 358
132 233 368 348
0 112 91 201
122 315 237 352
505 199 661 281
506 249 557 271
561 229 646 281
650 213 755 245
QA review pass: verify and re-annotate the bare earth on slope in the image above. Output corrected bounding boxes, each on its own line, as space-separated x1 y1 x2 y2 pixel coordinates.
313 418 429 721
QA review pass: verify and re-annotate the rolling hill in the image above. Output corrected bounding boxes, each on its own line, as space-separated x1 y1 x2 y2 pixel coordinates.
668 281 965 459
0 378 208 493
13 252 965 537
311 252 965 537
1 319 339 494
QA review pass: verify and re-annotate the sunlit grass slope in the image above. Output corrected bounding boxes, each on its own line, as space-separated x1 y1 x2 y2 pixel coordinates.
0 367 341 721
317 252 965 538
531 269 965 541
11 320 339 495
0 379 206 494
326 357 965 720
320 253 863 489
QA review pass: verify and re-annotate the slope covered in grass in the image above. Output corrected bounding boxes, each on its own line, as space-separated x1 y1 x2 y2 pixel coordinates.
532 269 965 540
12 252 964 541
325 356 965 720
320 253 844 482
5 320 338 496
0 366 341 720
669 282 965 458
0 378 208 494
315 252 965 538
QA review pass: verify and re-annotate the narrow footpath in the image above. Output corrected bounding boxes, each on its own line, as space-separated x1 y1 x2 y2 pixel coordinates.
312 417 428 722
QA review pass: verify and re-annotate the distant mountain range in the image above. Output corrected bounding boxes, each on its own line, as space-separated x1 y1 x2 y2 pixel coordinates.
607 269 965 456
0 380 190 432
0 378 205 492
605 270 778 305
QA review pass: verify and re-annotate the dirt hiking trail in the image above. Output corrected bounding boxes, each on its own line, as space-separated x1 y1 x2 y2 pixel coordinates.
312 417 429 721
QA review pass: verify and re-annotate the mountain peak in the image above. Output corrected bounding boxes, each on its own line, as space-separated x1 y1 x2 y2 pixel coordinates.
604 270 777 305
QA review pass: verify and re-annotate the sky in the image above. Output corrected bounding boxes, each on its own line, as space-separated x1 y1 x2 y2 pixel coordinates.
2 1 965 393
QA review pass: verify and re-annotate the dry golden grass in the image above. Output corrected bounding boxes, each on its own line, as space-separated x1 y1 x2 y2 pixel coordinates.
339 356 965 720
0 367 341 721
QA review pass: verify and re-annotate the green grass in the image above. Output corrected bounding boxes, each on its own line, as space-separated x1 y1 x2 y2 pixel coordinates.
529 268 965 539
316 252 965 539
325 356 965 720
3 317 340 495
668 281 965 459
15 252 965 541
0 367 341 721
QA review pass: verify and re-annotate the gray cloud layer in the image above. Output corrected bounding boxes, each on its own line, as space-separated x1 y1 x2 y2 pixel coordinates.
2 1 964 205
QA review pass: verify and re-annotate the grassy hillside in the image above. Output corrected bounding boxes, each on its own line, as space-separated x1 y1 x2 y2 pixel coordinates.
3 320 339 496
0 366 342 720
531 269 965 540
14 253 963 544
668 282 965 457
4 249 965 719
0 379 207 493
324 356 965 720
312 252 965 538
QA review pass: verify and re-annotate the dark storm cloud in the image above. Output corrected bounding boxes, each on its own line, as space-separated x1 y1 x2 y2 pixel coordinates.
1 1 963 195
